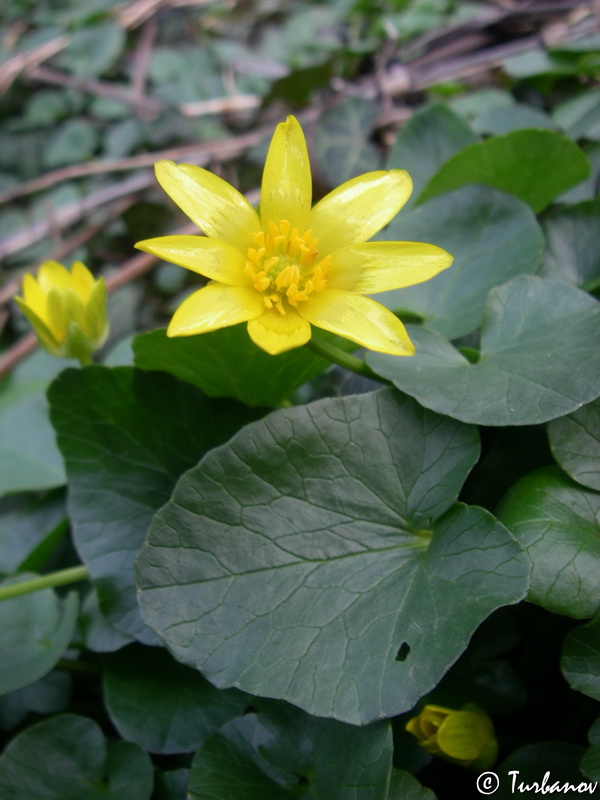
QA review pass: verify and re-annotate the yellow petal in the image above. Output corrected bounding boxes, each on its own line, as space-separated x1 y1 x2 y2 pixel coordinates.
308 170 412 254
328 242 454 293
37 261 72 293
155 160 260 252
167 283 264 337
298 289 414 356
437 712 490 760
70 261 95 300
21 273 47 319
136 235 248 285
14 296 60 354
260 115 311 233
46 288 68 341
247 307 311 355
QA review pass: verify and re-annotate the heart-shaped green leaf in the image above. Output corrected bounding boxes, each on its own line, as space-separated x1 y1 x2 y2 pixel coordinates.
0 579 78 695
133 326 332 407
48 366 260 644
367 276 600 426
548 398 600 491
562 614 600 700
314 97 381 185
0 491 65 575
581 717 600 781
496 466 600 619
0 714 153 799
0 672 71 731
0 352 69 497
387 770 437 799
104 645 248 754
373 186 543 340
387 104 478 208
418 129 590 212
137 390 529 724
189 704 392 800
540 199 600 290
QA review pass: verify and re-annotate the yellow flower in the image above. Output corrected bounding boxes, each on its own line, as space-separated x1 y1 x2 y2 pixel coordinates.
136 116 452 356
15 260 109 362
405 704 498 770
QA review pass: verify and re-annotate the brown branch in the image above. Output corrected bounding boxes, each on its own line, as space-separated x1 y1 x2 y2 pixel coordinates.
0 333 38 377
131 17 157 99
26 65 164 116
0 197 135 307
0 35 69 95
0 172 153 260
0 121 278 206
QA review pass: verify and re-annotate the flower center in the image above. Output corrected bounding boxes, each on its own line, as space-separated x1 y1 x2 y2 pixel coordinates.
244 219 330 315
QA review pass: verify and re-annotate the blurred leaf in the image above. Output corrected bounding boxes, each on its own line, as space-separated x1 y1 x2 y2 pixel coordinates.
48 366 261 643
388 104 478 207
23 90 71 126
58 22 125 78
473 104 559 136
368 277 600 427
103 119 145 158
104 645 248 755
138 389 529 724
374 186 543 339
495 742 589 799
503 50 575 80
554 88 600 140
540 199 600 290
0 672 71 731
0 491 65 574
189 706 393 800
548 398 600 491
266 61 332 106
418 130 590 213
153 769 189 800
313 98 380 186
0 714 153 800
149 47 223 103
0 579 78 695
133 326 333 407
581 717 600 781
0 352 68 497
43 119 99 167
496 466 600 619
449 89 514 122
561 614 600 700
559 142 600 203
78 589 133 654
386 770 437 799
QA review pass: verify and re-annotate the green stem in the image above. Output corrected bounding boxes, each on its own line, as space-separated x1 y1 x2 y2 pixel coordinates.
56 658 101 676
307 336 392 385
0 565 89 602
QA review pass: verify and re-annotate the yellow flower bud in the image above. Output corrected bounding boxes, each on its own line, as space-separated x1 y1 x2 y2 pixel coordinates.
405 703 498 770
15 260 109 364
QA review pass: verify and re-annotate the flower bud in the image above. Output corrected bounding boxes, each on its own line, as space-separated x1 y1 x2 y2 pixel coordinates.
15 260 109 363
405 703 498 769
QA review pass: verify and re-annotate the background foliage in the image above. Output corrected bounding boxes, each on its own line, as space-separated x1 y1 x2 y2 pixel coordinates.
1 0 599 798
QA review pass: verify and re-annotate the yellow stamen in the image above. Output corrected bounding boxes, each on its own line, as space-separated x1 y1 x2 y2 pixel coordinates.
244 219 329 315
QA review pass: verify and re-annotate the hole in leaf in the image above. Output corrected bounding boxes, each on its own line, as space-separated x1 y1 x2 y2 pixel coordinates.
395 642 410 662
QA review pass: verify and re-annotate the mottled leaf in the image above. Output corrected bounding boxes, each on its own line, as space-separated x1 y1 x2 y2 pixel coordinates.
48 366 260 643
368 276 600 426
138 390 529 723
419 130 590 213
497 467 600 619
